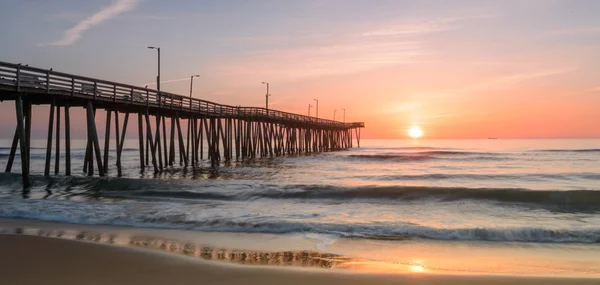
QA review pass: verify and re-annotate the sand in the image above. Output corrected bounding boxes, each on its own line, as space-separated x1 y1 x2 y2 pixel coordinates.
1 234 598 285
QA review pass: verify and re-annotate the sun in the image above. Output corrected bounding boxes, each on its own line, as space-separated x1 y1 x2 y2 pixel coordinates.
408 126 423 138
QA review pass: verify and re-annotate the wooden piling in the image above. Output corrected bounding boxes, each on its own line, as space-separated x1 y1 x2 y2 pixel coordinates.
155 114 163 170
175 114 188 166
137 113 145 170
65 104 71 176
24 101 31 174
145 111 158 173
162 115 168 166
103 110 111 173
15 96 30 188
186 118 191 164
169 117 175 166
84 133 93 176
44 101 55 177
117 112 129 177
114 110 121 176
198 118 204 161
191 118 196 167
55 105 61 175
86 101 105 177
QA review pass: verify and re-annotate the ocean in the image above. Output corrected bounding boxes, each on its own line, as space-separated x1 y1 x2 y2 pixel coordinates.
1 138 599 274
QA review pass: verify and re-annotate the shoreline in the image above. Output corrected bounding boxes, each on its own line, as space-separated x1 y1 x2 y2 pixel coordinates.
2 234 600 285
1 217 600 280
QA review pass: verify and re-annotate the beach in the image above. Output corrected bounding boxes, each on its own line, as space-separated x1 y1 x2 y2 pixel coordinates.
1 139 599 282
1 217 600 284
2 233 599 285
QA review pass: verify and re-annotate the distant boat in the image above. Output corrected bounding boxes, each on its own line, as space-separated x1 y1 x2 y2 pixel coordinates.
488 137 498 139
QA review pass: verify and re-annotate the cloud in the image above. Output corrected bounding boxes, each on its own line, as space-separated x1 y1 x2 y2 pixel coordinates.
456 68 575 94
361 14 496 37
212 11 495 79
217 39 424 79
361 22 452 37
41 0 140 46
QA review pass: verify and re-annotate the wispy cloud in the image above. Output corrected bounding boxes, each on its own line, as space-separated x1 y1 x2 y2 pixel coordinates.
361 22 452 37
361 14 496 37
217 39 424 78
456 68 575 94
41 0 140 46
214 11 494 79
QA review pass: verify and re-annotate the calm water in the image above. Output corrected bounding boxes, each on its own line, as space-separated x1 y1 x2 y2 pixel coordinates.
0 139 599 244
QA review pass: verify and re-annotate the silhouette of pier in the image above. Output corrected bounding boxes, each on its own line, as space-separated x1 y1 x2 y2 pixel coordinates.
0 61 364 187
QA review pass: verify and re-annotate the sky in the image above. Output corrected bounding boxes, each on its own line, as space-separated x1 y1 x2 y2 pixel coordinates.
1 0 599 139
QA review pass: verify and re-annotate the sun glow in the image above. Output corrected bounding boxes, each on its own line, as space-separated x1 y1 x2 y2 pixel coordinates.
408 126 423 138
410 265 425 272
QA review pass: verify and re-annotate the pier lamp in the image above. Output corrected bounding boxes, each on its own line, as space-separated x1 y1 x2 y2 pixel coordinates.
261 82 271 115
313 99 319 118
308 104 312 116
190 75 200 98
342 108 346 123
147 46 161 91
334 109 337 120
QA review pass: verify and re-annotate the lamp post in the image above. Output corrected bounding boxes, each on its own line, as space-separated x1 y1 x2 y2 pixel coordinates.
147 46 160 91
308 104 312 116
334 109 337 120
313 99 319 118
342 108 346 123
189 75 200 98
261 82 271 115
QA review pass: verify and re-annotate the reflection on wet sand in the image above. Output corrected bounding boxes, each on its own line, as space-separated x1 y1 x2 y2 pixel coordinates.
1 227 353 270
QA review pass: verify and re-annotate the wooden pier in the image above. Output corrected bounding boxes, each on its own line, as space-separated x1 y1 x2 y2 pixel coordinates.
0 61 364 187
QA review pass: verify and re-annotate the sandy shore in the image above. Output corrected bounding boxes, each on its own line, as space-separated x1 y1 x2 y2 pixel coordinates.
1 234 598 285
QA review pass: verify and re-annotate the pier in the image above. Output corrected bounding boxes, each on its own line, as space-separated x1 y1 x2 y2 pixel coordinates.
0 61 364 187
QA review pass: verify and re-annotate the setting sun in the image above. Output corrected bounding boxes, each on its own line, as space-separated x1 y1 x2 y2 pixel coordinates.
408 126 423 138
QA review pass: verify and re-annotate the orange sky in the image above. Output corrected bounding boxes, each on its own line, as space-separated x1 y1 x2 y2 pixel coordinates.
1 1 599 139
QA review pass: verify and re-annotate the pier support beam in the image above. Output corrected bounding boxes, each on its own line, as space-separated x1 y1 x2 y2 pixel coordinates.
15 96 30 188
65 104 71 176
54 106 60 175
169 117 176 166
175 114 188 166
86 101 104 177
103 110 111 173
116 112 129 177
44 101 55 177
145 110 158 173
138 113 145 170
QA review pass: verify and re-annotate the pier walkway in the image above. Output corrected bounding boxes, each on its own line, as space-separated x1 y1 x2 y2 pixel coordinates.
0 61 364 187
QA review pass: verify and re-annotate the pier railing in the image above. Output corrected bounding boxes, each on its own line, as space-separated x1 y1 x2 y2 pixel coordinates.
0 61 364 129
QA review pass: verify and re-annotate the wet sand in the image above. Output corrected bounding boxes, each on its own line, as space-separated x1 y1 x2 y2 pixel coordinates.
1 234 598 285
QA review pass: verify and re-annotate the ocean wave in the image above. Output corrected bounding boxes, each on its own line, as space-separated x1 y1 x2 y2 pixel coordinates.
100 184 600 212
0 173 598 212
348 151 504 162
138 220 600 243
0 200 598 243
366 146 441 150
348 154 437 161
